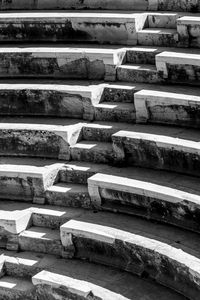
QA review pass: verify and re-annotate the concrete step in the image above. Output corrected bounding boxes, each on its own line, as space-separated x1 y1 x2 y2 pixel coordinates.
70 141 114 164
112 127 200 176
117 64 160 83
0 46 124 81
60 210 200 300
0 12 145 45
0 276 35 300
138 28 179 47
18 226 62 255
0 119 82 160
1 251 185 300
45 183 91 208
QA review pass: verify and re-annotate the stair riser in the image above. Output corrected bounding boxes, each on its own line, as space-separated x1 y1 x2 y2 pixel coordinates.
45 190 91 209
18 236 62 256
0 89 93 119
101 86 135 103
0 18 137 45
126 50 158 64
158 0 200 12
59 167 96 185
138 32 178 47
117 68 161 84
70 147 114 164
94 106 135 123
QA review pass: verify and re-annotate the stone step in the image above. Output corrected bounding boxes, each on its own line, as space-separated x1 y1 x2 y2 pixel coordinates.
1 251 185 300
70 141 114 164
0 12 145 45
0 82 103 120
45 183 90 208
0 0 198 11
94 102 135 123
60 210 200 300
138 28 178 47
88 173 200 233
18 226 62 255
117 64 160 83
0 276 35 300
147 13 178 29
156 51 200 84
0 157 63 203
0 119 82 160
0 0 155 11
112 128 200 176
126 47 160 64
0 46 124 81
177 16 200 47
134 89 200 127
0 200 84 229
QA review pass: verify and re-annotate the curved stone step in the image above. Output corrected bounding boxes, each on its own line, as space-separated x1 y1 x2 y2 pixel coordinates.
0 120 82 160
134 89 200 127
112 128 200 176
138 28 178 47
0 12 143 45
0 157 63 203
0 82 103 120
45 183 90 208
1 251 186 300
0 46 124 81
88 172 200 233
60 211 200 300
70 141 114 164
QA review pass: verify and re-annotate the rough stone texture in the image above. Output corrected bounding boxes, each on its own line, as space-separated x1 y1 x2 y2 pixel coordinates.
61 219 200 300
0 48 122 81
0 13 141 45
112 131 200 176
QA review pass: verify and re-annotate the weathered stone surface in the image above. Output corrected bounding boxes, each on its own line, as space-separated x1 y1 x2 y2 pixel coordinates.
88 173 200 232
0 83 102 120
178 16 200 48
156 51 200 84
0 12 143 45
61 219 200 300
112 131 200 176
134 89 200 127
0 48 123 81
0 123 82 160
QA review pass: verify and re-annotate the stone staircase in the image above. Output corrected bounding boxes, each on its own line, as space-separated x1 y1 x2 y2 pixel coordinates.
0 1 200 299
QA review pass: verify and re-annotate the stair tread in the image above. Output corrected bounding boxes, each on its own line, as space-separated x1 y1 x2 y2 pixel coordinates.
0 276 33 291
47 183 88 193
118 64 157 71
20 226 60 240
139 28 177 34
